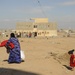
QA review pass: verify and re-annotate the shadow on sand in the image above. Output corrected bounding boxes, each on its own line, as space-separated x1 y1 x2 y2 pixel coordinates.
0 68 40 75
63 65 72 70
3 59 25 63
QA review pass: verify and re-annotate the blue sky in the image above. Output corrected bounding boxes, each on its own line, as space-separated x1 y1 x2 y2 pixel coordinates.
0 0 75 29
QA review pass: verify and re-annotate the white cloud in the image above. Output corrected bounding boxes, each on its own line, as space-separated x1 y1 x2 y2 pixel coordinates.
61 1 75 6
3 19 11 21
13 5 54 15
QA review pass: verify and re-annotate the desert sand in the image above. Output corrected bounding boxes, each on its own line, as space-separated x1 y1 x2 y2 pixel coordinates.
0 36 75 75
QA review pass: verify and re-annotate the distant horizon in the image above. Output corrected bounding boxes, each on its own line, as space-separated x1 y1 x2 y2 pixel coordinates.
0 19 75 30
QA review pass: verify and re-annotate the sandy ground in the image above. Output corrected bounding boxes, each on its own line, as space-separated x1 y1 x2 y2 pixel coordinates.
0 36 75 75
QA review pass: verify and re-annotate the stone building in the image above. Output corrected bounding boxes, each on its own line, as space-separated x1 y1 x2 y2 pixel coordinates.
16 18 57 37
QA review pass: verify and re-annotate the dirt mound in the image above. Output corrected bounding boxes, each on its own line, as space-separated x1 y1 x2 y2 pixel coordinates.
46 51 70 65
56 53 70 65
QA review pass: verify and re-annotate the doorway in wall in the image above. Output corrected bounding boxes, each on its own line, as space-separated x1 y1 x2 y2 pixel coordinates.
34 32 37 37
